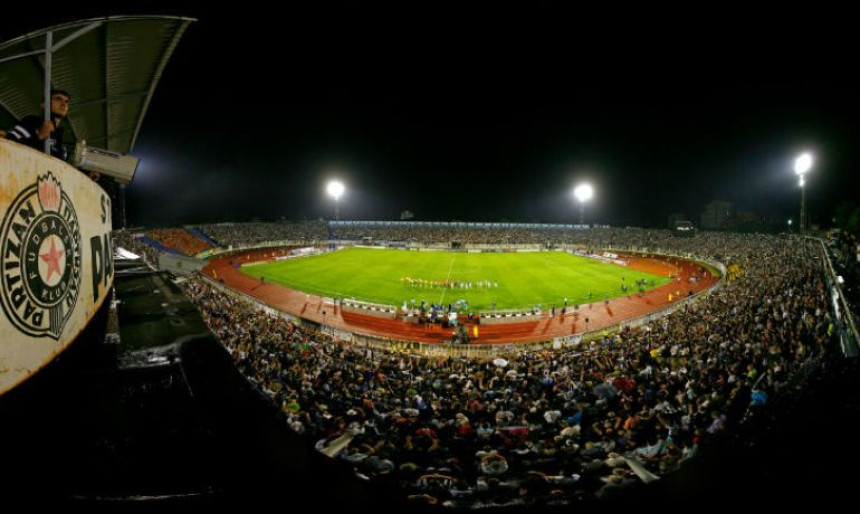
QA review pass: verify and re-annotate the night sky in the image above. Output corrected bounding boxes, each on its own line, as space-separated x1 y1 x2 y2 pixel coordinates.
6 4 857 228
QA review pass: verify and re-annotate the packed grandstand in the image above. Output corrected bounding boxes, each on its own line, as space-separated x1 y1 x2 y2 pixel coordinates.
111 222 848 509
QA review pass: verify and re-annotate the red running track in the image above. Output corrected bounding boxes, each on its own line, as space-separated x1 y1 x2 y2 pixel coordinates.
202 250 719 346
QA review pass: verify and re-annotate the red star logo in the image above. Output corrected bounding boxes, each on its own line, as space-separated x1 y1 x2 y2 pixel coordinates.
40 236 65 282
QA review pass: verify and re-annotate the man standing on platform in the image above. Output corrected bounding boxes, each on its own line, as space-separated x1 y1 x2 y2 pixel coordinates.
5 89 71 161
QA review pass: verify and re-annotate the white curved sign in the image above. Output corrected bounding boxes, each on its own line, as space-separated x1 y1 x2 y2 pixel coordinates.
1 139 113 395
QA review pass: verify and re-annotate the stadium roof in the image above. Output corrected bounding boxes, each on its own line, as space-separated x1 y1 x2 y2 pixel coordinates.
0 15 195 154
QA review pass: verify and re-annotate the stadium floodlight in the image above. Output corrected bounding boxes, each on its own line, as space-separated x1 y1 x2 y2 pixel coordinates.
327 180 345 220
794 153 813 176
573 183 594 225
574 183 594 203
793 152 813 232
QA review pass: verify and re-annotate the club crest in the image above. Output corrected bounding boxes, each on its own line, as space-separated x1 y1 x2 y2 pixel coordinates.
1 172 82 339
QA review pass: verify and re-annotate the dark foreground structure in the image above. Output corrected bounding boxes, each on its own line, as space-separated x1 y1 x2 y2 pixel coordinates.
0 260 380 509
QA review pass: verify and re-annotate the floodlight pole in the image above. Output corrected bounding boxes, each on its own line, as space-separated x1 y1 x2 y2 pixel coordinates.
573 184 593 227
799 181 806 233
794 153 813 234
327 181 344 221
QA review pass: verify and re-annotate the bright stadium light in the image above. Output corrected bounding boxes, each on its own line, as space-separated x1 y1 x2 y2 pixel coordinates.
327 180 345 220
327 180 345 200
573 183 594 225
793 152 813 232
574 183 594 203
794 153 813 176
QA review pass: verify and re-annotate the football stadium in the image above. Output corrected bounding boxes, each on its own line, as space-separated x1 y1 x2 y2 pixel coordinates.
2 10 859 514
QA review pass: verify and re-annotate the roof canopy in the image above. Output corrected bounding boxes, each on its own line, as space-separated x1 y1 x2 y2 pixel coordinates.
0 15 195 154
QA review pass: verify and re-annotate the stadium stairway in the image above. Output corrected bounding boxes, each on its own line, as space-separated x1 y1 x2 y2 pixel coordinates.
186 226 221 247
137 235 185 256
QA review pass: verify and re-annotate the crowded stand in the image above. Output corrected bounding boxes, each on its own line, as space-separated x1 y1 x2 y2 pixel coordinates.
147 227 216 256
194 221 328 247
175 227 835 508
327 222 676 248
112 230 162 268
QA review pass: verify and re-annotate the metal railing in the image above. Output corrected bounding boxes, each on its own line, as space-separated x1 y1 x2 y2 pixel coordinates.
813 236 859 356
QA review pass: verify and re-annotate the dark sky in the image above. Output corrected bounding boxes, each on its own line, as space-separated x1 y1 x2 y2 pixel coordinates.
7 4 858 228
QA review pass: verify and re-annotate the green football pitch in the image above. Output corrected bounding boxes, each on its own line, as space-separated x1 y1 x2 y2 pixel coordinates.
240 248 672 311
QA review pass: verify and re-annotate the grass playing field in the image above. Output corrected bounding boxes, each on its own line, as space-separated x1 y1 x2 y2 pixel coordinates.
240 248 672 311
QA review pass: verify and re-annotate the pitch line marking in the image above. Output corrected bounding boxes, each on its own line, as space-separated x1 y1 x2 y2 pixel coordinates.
438 252 457 305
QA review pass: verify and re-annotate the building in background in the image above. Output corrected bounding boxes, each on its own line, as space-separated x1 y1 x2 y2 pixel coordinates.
701 201 733 230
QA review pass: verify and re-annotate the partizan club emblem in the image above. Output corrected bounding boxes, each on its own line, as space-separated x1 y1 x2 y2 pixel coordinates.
1 172 82 339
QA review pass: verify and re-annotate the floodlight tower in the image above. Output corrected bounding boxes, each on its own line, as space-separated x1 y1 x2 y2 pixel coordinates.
794 153 813 232
574 183 594 225
327 180 345 221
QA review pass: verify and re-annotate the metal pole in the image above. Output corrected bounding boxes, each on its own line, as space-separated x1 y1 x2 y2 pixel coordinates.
43 31 53 155
800 184 806 233
119 184 127 229
335 201 340 221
